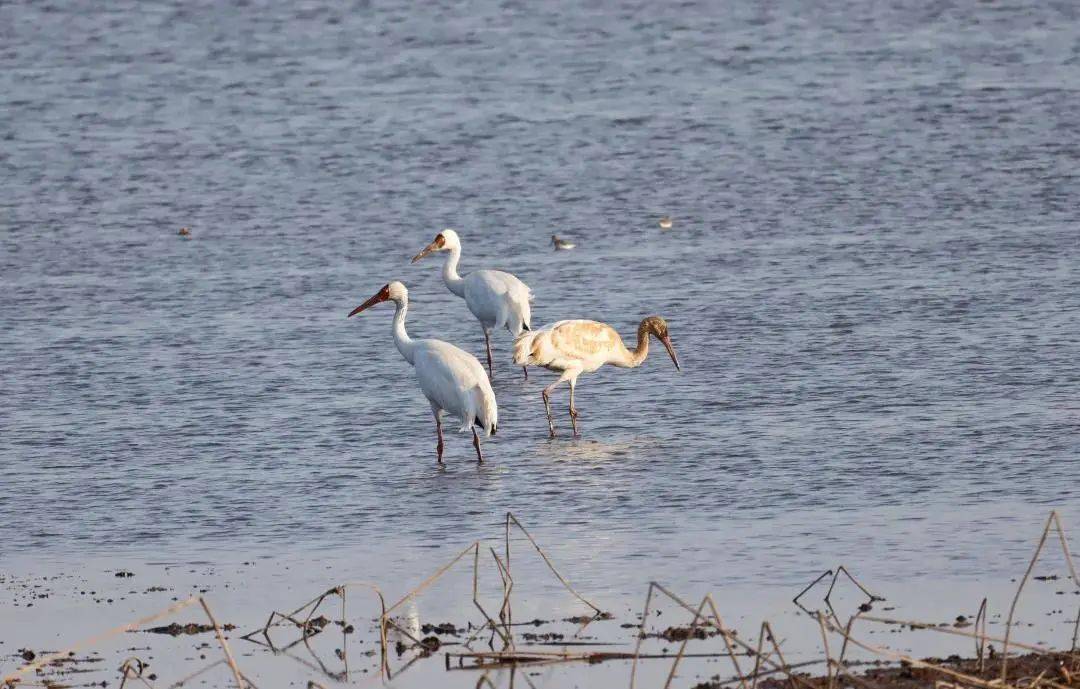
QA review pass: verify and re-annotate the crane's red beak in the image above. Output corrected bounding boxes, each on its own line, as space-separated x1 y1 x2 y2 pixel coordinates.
661 335 681 371
410 233 445 263
348 285 391 317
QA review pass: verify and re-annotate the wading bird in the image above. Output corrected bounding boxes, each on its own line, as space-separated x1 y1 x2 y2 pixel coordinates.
658 216 673 230
348 281 497 464
411 229 533 379
551 235 576 251
513 316 680 437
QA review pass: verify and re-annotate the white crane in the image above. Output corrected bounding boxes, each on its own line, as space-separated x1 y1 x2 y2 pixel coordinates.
513 316 680 437
411 229 533 379
348 281 498 464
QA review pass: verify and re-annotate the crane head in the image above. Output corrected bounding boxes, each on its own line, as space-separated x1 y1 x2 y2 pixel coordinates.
348 282 407 317
411 229 459 263
641 316 681 371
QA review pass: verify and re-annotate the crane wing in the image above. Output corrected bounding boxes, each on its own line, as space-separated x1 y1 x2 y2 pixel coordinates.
545 320 623 363
413 341 490 426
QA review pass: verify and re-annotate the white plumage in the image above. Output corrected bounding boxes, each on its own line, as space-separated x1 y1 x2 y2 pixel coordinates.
348 281 497 463
412 229 533 378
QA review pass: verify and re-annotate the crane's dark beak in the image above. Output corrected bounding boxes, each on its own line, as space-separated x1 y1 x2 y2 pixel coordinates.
660 335 681 371
348 285 390 317
411 234 445 263
411 242 437 263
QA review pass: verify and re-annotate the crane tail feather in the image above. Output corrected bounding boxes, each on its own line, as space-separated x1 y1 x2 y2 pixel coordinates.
512 330 537 366
472 384 498 437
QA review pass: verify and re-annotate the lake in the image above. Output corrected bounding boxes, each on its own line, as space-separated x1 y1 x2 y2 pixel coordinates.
2 0 1079 686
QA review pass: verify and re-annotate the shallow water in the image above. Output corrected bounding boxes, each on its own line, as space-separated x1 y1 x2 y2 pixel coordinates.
3 1 1080 681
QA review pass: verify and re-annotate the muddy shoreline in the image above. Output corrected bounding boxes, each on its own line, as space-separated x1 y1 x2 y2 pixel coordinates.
4 512 1080 689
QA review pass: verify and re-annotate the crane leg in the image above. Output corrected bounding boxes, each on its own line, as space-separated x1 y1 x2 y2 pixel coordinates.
542 388 556 438
568 380 580 437
432 405 444 464
472 427 484 463
522 366 529 380
483 328 494 378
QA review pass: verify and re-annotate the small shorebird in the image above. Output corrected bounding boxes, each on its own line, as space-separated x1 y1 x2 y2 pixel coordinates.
412 229 533 379
178 227 191 237
348 281 498 463
513 316 680 437
551 235 576 251
658 217 673 230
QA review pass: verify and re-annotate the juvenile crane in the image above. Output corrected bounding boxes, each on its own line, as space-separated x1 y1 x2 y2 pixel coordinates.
513 316 681 437
348 281 497 464
412 229 533 379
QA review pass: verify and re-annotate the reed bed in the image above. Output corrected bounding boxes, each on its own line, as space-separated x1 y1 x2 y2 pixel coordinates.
4 511 1079 689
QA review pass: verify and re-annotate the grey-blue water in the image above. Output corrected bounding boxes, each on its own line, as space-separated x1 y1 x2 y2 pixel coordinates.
2 0 1079 599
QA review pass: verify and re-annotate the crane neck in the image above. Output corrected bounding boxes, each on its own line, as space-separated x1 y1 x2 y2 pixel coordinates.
614 320 651 368
390 295 416 364
441 244 466 298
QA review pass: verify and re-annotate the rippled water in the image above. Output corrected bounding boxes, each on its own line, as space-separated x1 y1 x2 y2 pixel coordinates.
3 0 1080 603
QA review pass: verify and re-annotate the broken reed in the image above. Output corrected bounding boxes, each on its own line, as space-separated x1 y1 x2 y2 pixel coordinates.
5 510 1080 689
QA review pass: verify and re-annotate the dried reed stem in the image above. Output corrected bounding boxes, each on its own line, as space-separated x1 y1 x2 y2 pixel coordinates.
199 597 245 689
824 614 1010 689
2 596 201 684
662 595 712 689
1003 512 1080 682
504 512 601 614
816 612 836 689
860 614 1080 662
975 597 989 672
385 541 481 617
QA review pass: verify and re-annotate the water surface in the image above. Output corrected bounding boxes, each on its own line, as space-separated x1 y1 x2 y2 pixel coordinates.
3 0 1080 617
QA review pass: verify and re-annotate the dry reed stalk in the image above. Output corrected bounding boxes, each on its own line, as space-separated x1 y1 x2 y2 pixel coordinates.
815 613 837 689
199 597 245 689
240 581 386 680
384 541 481 617
821 614 1012 689
795 567 882 630
700 596 811 689
242 587 341 642
858 613 1079 659
470 542 514 648
629 583 808 689
451 648 744 672
794 570 835 608
627 582 655 688
164 659 227 689
1003 512 1080 682
629 583 753 689
490 547 515 640
2 596 201 685
459 649 745 660
377 542 511 661
827 567 882 606
378 540 513 668
119 657 153 689
836 613 859 667
706 659 822 688
975 597 989 673
662 597 795 689
753 621 797 689
661 595 712 689
703 596 754 689
503 512 602 614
